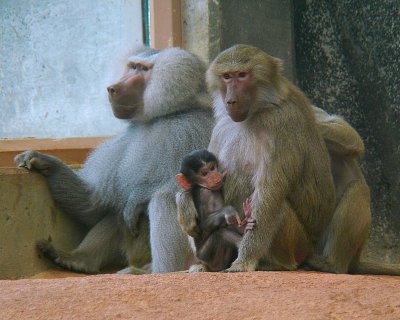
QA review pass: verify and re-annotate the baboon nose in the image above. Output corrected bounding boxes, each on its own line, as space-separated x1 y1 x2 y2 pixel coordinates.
227 99 237 105
107 86 117 96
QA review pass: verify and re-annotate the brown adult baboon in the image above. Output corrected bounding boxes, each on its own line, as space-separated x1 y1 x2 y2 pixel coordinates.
203 44 400 275
15 47 214 274
205 44 336 272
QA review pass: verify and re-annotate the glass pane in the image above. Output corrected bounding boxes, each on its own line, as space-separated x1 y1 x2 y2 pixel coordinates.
0 0 143 138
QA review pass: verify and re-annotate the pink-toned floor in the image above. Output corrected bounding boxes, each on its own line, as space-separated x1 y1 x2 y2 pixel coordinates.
2 270 399 320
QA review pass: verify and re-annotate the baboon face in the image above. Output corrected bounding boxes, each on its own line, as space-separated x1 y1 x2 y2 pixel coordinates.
107 61 153 119
219 70 255 122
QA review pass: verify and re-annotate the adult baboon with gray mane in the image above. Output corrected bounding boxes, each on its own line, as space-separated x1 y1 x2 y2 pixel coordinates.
16 47 213 274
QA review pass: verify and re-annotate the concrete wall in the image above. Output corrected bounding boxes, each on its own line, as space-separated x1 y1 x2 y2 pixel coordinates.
0 0 142 138
182 0 295 80
0 169 86 279
294 0 400 263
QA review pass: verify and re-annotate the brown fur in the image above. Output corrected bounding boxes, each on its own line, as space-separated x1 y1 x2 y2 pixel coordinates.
203 44 400 275
178 45 400 275
206 44 336 272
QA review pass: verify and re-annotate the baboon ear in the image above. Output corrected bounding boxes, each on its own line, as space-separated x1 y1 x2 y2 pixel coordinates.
176 173 192 190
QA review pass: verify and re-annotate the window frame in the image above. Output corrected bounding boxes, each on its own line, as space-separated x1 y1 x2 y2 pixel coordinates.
150 0 182 48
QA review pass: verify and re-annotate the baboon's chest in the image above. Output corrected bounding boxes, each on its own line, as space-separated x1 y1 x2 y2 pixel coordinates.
213 127 270 209
198 188 224 215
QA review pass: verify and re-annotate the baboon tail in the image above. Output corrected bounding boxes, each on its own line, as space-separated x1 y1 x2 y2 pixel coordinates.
351 260 400 276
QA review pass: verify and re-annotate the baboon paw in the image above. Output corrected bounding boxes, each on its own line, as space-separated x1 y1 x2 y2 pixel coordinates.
225 212 240 225
37 239 59 261
37 239 99 274
117 266 149 275
15 150 52 173
189 264 208 272
15 150 37 170
225 260 257 272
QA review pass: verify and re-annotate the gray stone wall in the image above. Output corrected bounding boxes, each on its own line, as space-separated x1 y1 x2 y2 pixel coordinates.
294 0 400 262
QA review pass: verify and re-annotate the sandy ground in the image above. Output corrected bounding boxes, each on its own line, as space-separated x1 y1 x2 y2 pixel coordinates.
1 270 400 320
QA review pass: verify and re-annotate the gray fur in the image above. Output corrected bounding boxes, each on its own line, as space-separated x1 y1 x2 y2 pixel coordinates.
15 47 214 273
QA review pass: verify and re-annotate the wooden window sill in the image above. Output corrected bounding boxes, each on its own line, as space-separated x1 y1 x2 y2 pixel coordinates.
0 137 108 168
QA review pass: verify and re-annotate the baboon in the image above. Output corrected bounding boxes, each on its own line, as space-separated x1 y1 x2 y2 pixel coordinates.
205 44 336 272
176 149 255 272
15 47 214 274
203 45 400 275
180 44 399 275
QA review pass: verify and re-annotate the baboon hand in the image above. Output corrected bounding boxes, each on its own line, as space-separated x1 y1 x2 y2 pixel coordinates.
242 197 252 220
189 264 208 272
240 197 256 232
244 218 257 232
225 211 241 225
225 259 257 272
15 150 55 175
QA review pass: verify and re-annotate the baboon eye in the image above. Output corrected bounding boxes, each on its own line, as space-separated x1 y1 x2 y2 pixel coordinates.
202 171 208 176
142 65 149 71
223 73 231 80
238 72 247 78
131 64 137 70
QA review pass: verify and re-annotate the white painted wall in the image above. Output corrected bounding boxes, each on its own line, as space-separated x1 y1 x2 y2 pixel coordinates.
0 0 142 138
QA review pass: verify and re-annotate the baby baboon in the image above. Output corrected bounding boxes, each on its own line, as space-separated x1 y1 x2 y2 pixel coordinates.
176 149 255 272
